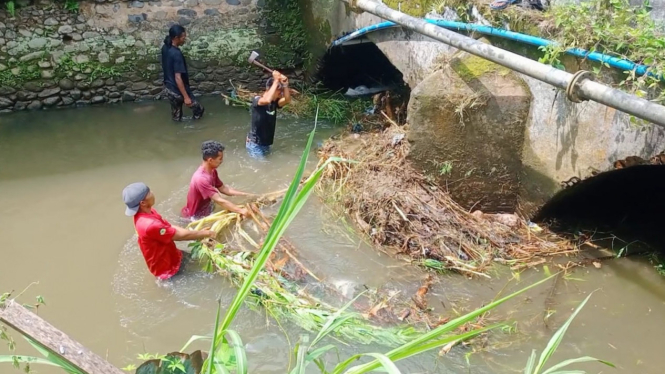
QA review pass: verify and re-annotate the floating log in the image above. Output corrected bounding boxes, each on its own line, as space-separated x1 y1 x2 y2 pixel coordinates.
0 300 123 374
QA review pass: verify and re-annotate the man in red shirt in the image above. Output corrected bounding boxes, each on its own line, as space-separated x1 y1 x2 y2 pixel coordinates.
181 140 252 220
123 182 215 280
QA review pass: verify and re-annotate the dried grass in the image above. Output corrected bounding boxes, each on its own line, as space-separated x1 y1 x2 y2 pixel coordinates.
316 123 578 277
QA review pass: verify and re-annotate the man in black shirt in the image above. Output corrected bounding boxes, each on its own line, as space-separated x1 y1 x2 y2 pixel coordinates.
161 25 204 121
246 70 291 157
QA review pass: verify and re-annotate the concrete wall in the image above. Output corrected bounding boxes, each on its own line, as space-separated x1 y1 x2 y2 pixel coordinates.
0 0 271 112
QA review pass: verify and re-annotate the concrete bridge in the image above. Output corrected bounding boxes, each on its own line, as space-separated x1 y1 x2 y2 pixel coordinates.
305 0 665 214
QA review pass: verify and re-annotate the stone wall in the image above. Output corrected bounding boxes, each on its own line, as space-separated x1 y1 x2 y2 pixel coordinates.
0 0 284 112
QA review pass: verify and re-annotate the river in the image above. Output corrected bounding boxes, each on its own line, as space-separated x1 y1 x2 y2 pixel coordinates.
1 98 664 373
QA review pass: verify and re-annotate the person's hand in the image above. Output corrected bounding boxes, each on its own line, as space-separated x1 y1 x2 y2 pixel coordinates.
272 70 281 80
184 96 193 107
279 74 289 87
201 229 216 238
238 207 250 218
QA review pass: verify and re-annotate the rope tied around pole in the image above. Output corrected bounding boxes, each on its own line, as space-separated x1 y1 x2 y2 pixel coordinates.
565 70 594 103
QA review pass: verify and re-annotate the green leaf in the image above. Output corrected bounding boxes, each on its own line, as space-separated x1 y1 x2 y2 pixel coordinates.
311 292 366 347
524 350 537 374
541 356 615 374
533 293 595 373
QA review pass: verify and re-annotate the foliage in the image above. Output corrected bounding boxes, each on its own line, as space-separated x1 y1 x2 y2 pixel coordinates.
285 86 370 124
53 55 125 83
262 0 312 69
0 63 42 88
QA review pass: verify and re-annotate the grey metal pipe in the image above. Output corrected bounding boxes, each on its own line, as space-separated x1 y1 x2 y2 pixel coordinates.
342 0 665 127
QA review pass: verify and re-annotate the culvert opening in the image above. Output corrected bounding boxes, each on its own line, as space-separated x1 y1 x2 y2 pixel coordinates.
314 42 408 97
532 165 665 255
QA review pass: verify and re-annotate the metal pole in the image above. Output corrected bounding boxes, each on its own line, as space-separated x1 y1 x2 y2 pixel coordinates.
342 0 665 127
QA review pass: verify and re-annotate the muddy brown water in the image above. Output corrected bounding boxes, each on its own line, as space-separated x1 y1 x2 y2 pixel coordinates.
1 98 665 373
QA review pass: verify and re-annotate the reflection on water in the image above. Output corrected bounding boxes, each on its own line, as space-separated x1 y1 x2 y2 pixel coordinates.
1 98 665 373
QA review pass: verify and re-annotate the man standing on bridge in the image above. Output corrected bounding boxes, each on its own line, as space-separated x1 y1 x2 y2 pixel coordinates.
122 182 215 280
246 70 291 157
181 140 252 220
161 24 204 121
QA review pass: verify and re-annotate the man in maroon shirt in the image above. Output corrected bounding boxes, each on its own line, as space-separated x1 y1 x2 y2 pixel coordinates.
123 182 215 279
181 140 251 220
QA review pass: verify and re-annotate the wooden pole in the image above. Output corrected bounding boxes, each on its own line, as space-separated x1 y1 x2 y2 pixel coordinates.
0 300 124 374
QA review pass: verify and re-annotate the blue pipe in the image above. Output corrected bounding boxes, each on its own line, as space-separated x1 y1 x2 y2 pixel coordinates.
331 19 657 79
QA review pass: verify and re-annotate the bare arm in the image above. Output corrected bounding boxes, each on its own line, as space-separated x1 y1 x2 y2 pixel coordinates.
175 73 191 105
219 184 252 197
258 70 282 106
210 192 248 216
171 226 214 241
278 77 291 108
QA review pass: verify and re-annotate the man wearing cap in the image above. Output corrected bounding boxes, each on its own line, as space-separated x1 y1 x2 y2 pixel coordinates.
182 140 252 220
123 182 215 280
246 70 291 157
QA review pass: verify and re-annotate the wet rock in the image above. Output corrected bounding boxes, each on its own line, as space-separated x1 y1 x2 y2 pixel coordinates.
152 11 167 20
226 0 240 4
0 97 13 108
204 8 220 16
14 101 27 110
132 82 147 90
16 91 35 100
82 90 92 99
76 100 90 106
105 78 115 86
91 79 104 88
38 87 61 98
91 95 106 104
20 51 42 62
61 96 74 106
193 72 205 82
28 37 47 49
96 88 106 95
22 83 40 93
97 51 109 63
130 0 144 7
203 0 221 4
59 78 75 90
109 92 121 99
74 73 87 81
149 87 162 95
77 81 90 89
122 91 136 101
0 86 15 95
58 25 73 34
116 82 128 90
27 100 42 110
43 96 61 106
70 89 81 100
177 9 197 17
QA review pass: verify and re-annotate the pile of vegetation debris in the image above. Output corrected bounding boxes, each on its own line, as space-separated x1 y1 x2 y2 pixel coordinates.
316 123 577 277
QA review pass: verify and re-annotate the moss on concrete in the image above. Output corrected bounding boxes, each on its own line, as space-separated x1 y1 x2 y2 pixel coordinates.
382 0 437 17
452 54 510 81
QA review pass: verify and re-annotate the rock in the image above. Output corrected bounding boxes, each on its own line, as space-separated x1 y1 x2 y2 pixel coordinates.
43 96 61 106
152 11 167 20
115 56 125 64
74 73 86 81
70 89 81 100
71 33 82 41
91 79 105 88
18 29 32 38
204 8 220 16
109 98 120 104
91 95 106 104
109 92 121 99
16 91 34 100
38 61 51 68
149 87 162 95
59 78 75 90
28 37 48 49
79 43 90 52
130 0 144 7
185 0 198 5
61 96 74 106
41 70 54 79
122 91 136 101
0 22 5 29
19 51 42 62
0 86 15 95
198 82 215 92
256 0 265 6
76 100 91 106
82 90 92 99
77 81 90 89
192 72 205 82
128 14 147 23
27 100 42 110
50 39 63 48
0 39 5 46
96 88 106 95
132 82 147 90
38 87 61 98
0 64 6 71
58 25 73 34
74 54 89 63
0 97 13 108
14 101 27 110
24 82 42 92
203 0 221 4
406 44 531 213
4 30 15 40
97 51 109 63
490 213 520 227
44 18 58 26
226 0 240 4
82 31 99 39
10 67 19 76
177 9 197 17
116 82 128 90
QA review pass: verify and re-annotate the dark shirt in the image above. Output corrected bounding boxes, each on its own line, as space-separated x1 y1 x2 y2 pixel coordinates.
161 44 191 96
248 96 279 146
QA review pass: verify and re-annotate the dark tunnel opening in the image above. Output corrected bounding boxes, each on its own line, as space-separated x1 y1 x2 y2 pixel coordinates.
532 165 665 255
314 41 409 96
